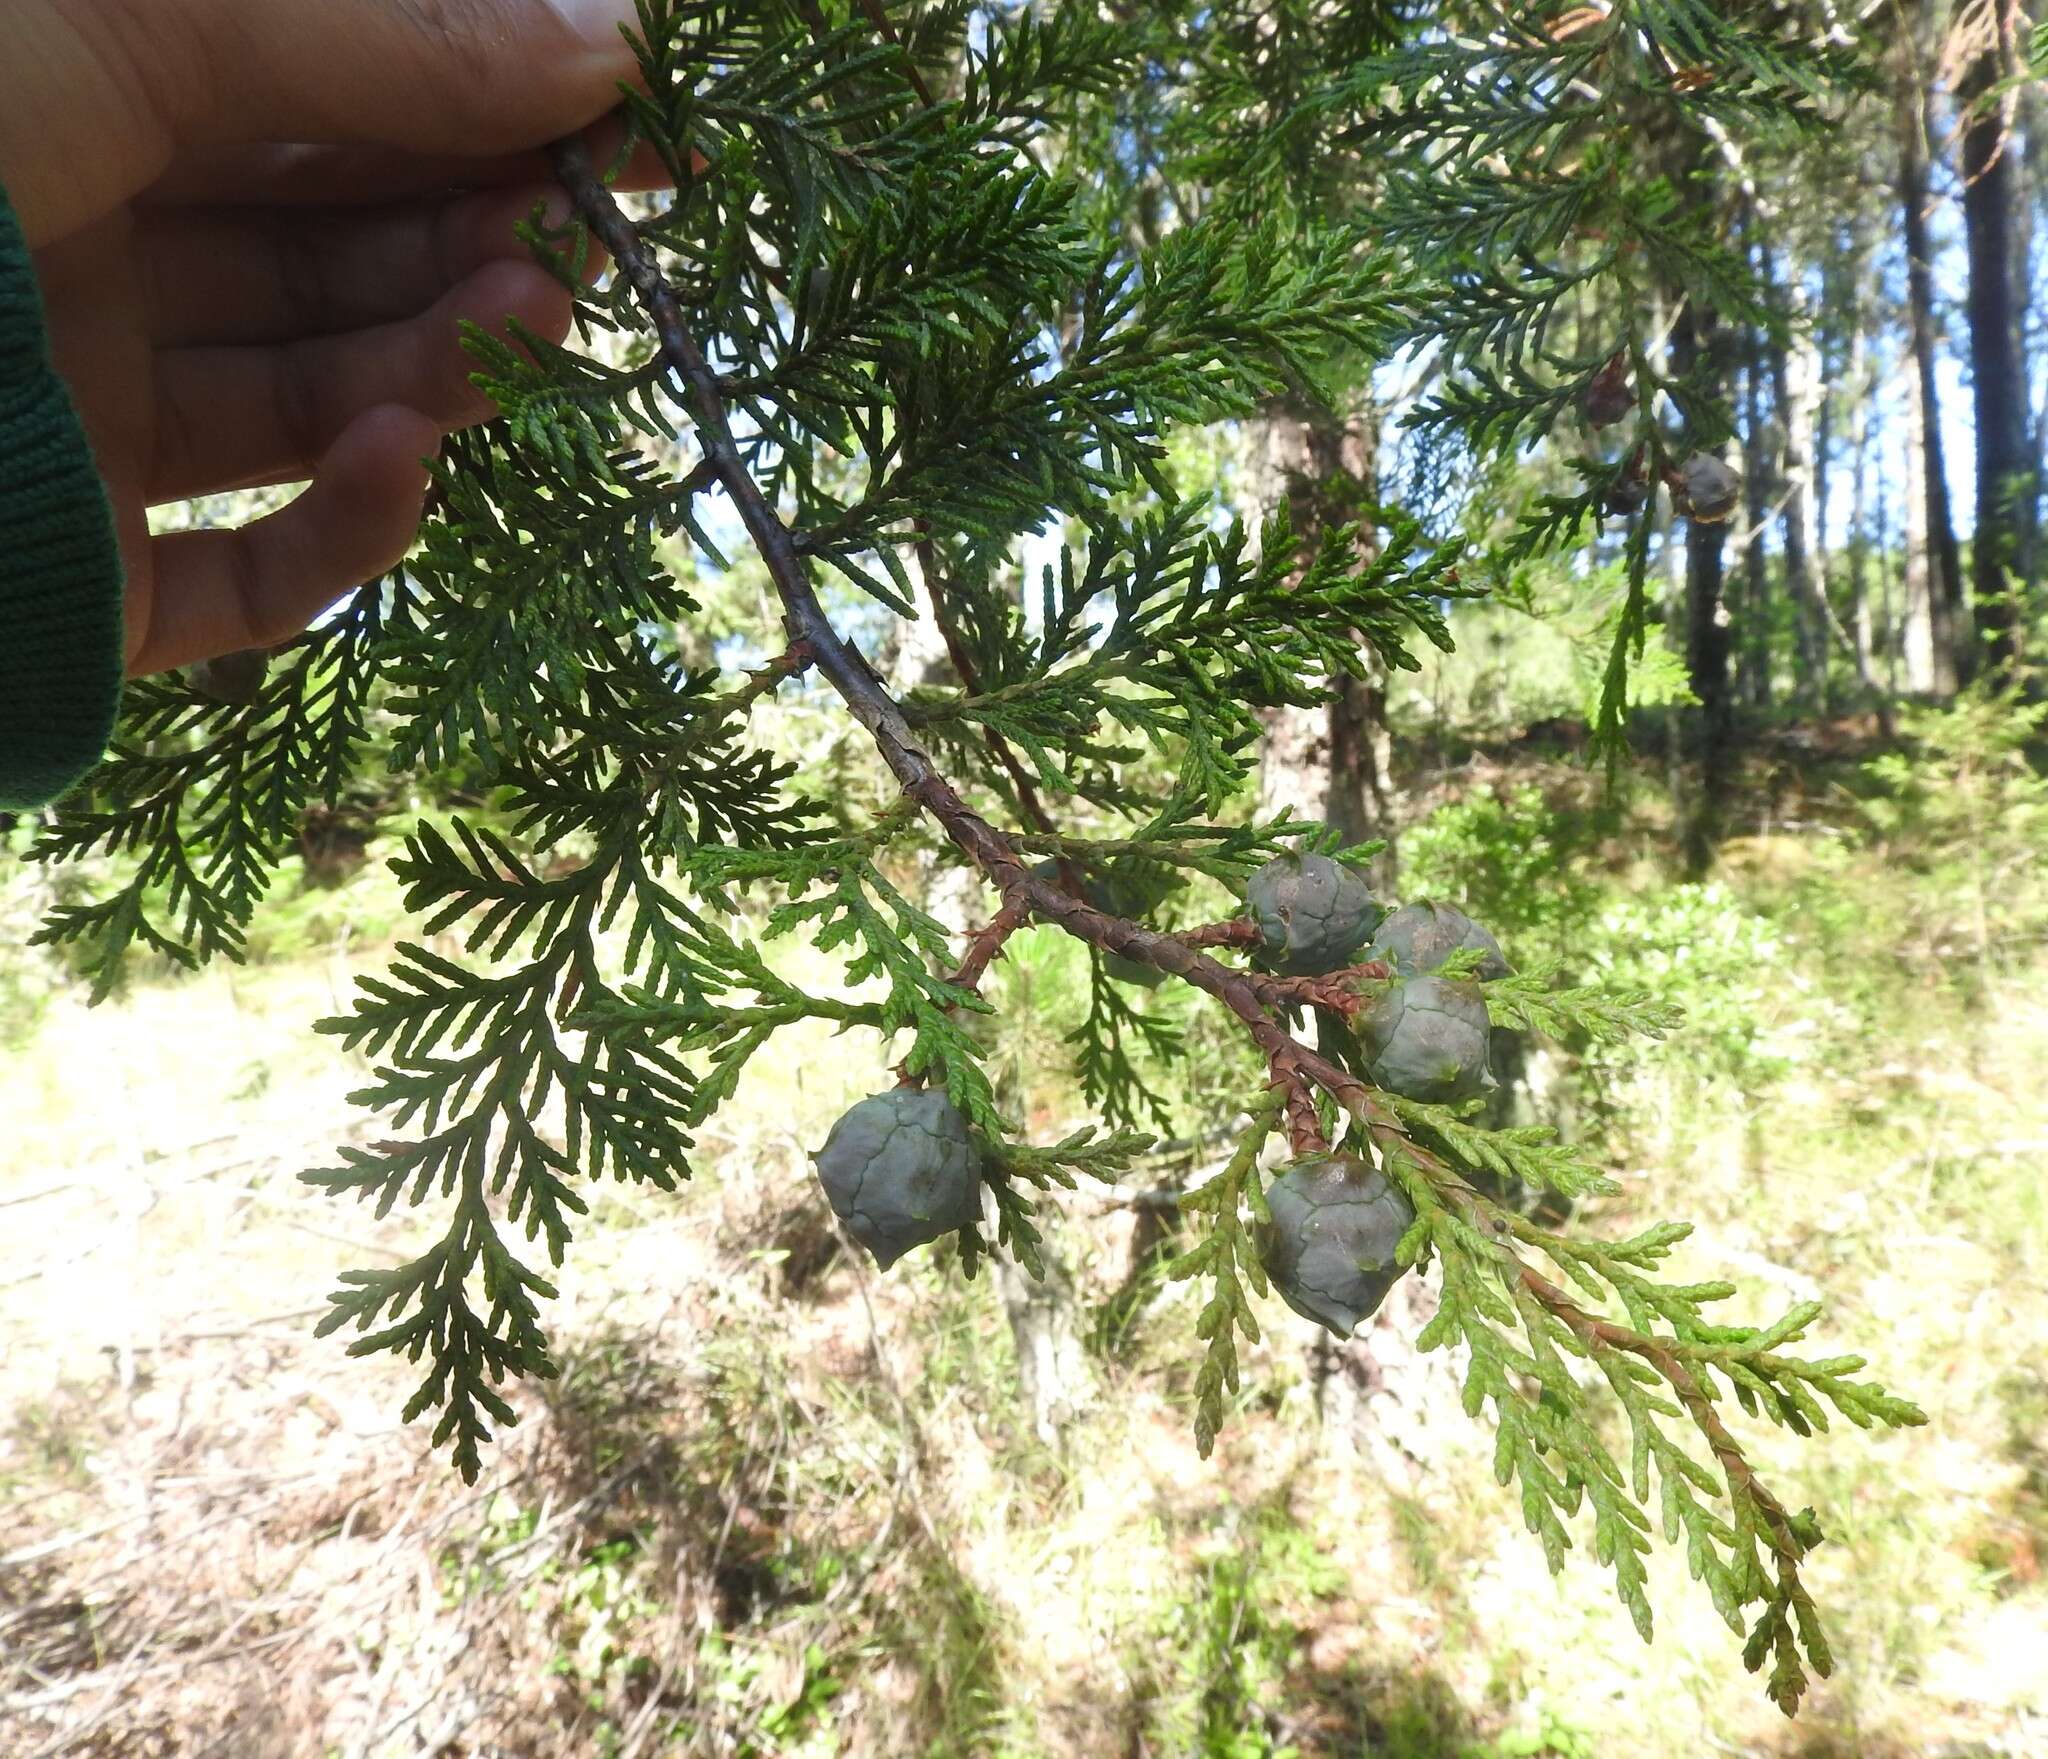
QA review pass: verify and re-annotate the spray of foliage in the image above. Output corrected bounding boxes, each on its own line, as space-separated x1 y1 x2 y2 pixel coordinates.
26 1 1922 1716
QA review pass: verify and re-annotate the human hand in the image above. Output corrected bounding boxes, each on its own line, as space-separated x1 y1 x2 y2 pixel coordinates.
5 0 655 677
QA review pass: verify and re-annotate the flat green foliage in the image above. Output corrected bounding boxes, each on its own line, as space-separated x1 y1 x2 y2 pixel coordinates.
914 500 1470 817
1481 967 1684 1045
31 595 391 999
1387 1096 1620 1204
16 0 1928 1718
1163 1089 1287 1456
1396 1166 1923 1717
969 1121 1157 1281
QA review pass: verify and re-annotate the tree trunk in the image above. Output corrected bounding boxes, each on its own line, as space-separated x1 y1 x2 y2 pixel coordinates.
1684 501 1735 872
1771 298 1829 713
1816 317 1837 679
2023 84 2048 606
1249 392 1393 881
1958 0 2033 678
1654 281 1689 814
1326 672 1393 850
1740 339 1774 709
991 1244 1093 1450
1902 398 1941 693
1879 434 1902 696
1896 32 1966 692
1672 298 1736 873
1845 322 1884 707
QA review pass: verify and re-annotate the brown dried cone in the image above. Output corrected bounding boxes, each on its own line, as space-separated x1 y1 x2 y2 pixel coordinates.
1579 350 1633 429
1674 452 1740 524
188 646 271 704
1259 1153 1416 1337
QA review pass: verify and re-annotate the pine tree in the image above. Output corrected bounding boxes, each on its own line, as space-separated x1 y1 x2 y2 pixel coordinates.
25 0 1924 1717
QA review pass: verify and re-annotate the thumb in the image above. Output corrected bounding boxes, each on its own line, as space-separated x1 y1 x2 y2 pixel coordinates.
186 0 643 157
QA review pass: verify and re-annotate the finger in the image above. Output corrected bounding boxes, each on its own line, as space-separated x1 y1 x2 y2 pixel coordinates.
141 183 602 348
8 0 644 244
133 405 442 676
3 2 182 245
150 259 574 502
181 0 643 157
142 126 677 211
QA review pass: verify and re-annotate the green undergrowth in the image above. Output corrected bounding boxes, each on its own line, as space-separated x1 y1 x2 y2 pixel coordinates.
4 705 2046 1753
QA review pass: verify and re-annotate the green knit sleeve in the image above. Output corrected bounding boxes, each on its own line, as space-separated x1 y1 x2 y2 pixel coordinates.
0 184 124 811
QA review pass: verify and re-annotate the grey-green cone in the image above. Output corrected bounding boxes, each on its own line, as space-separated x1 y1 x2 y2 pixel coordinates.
1260 1154 1416 1337
1369 901 1511 982
1244 854 1381 976
1357 975 1494 1103
812 1087 983 1268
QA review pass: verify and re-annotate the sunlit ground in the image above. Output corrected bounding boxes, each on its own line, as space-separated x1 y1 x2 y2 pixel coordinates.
3 779 2045 1757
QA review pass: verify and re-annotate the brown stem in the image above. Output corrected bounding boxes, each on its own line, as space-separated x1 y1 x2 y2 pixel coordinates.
853 0 936 107
1177 919 1263 950
1357 1096 1813 1605
944 893 1033 995
552 963 585 1027
1273 1070 1327 1157
1518 1264 1807 1565
719 639 815 712
1246 961 1392 1021
1517 1255 1818 1669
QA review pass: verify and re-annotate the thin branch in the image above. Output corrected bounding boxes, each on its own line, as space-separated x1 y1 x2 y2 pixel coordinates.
1245 961 1392 1021
1520 1262 1811 1567
1175 919 1263 950
853 0 937 107
706 639 817 719
1272 1067 1328 1156
943 893 1033 994
1350 1098 1821 1661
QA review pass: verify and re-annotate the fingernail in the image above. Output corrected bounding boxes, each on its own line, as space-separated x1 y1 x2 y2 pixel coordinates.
546 0 640 51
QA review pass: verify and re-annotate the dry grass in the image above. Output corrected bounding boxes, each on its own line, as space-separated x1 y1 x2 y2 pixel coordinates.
3 840 2047 1757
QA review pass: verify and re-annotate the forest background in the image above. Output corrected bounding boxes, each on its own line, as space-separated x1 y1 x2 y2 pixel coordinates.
2 2 2047 1756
